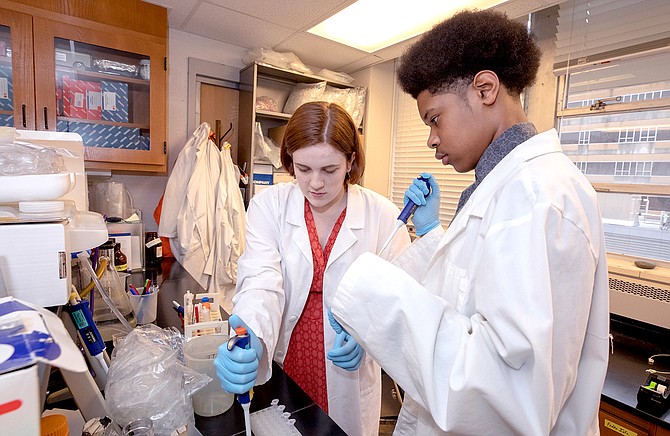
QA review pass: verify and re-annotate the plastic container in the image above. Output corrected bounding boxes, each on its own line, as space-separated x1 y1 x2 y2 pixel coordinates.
127 287 159 324
0 172 75 203
183 334 234 417
121 418 154 436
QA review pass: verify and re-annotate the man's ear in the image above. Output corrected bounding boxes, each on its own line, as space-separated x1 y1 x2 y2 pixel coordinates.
472 70 499 106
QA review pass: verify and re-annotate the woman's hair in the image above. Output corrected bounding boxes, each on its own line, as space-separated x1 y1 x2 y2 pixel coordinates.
280 101 365 184
397 9 541 98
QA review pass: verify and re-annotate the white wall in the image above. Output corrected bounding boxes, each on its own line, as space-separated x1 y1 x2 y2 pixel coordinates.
109 29 247 231
351 60 396 198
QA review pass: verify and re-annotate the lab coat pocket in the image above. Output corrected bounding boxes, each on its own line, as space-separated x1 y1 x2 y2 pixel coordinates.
430 262 470 313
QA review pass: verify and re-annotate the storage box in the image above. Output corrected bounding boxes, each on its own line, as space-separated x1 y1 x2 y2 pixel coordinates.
64 121 142 149
0 63 13 111
253 163 274 195
0 297 90 436
101 80 129 123
268 125 286 146
62 78 101 120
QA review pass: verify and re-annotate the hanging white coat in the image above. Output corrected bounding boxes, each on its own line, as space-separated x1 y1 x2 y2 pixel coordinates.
158 122 246 312
233 182 411 436
331 130 610 435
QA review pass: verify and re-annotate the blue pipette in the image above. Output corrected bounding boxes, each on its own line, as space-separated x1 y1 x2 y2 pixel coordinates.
227 326 253 436
378 176 430 255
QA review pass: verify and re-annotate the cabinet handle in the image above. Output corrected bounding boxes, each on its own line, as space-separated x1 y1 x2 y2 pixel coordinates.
21 104 26 128
43 107 48 130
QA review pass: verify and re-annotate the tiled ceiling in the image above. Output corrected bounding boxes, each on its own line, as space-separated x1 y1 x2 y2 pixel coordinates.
143 0 564 73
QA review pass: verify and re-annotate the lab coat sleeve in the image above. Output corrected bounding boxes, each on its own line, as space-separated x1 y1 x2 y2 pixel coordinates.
391 226 444 281
332 201 601 434
232 194 285 385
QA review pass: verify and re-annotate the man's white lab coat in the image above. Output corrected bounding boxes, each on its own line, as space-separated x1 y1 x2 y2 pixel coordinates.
158 122 245 312
233 182 411 436
332 129 610 435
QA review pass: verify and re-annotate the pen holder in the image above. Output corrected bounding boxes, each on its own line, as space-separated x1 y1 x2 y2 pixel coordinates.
184 334 234 417
127 288 159 324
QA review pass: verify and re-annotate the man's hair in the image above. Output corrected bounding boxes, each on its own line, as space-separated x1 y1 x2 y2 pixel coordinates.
397 9 541 98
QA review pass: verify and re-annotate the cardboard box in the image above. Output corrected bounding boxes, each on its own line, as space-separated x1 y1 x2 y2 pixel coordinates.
253 163 274 196
65 121 142 149
0 297 90 435
268 125 286 146
101 80 129 123
0 63 13 111
62 78 101 120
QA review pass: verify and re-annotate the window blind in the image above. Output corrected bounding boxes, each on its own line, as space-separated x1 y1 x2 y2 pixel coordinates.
553 0 670 72
390 68 474 226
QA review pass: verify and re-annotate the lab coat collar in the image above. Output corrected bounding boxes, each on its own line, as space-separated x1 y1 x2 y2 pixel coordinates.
285 182 364 267
437 129 562 251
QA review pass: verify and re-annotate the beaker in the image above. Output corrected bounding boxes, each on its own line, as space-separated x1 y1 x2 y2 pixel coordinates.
91 239 136 341
122 418 154 436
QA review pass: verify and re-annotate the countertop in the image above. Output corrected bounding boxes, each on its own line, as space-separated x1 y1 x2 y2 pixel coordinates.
604 315 670 429
153 259 347 436
151 260 670 432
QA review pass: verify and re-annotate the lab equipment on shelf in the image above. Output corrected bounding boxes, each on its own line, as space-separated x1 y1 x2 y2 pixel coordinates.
183 292 227 338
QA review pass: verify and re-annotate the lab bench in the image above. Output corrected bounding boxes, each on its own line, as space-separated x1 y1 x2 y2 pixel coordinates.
154 258 347 436
600 315 670 434
152 259 670 434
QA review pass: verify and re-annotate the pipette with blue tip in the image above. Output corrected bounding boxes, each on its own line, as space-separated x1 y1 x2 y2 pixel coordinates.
227 326 253 436
378 176 430 256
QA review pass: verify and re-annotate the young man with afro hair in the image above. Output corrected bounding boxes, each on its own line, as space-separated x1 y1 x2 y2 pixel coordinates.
329 9 609 435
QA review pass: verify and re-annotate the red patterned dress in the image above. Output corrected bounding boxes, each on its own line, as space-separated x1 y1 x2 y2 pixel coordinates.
282 199 347 413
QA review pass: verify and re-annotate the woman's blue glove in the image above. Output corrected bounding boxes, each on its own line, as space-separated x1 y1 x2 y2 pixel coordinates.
326 308 363 371
404 172 441 236
214 314 263 394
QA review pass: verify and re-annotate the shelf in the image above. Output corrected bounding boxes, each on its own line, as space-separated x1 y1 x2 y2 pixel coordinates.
57 116 149 129
56 67 148 85
256 62 352 88
256 109 292 120
0 110 12 115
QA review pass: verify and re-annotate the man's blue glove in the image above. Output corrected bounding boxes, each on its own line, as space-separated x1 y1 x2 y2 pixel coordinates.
214 314 263 394
326 308 363 371
404 172 441 236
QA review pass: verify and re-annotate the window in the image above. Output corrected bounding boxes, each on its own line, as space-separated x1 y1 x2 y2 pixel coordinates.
555 0 670 262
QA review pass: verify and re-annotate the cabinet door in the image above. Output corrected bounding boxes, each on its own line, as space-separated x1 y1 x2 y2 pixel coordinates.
0 7 34 129
32 17 166 172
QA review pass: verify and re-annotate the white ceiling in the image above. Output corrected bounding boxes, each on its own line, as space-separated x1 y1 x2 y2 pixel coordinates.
143 0 563 73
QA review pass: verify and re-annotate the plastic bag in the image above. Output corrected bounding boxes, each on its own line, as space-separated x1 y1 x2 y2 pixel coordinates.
322 86 367 127
0 127 70 176
256 95 279 112
283 81 327 114
105 325 211 436
317 68 355 84
243 48 312 74
253 122 282 169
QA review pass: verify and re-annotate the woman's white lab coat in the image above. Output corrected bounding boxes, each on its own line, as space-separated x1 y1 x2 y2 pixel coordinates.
233 182 411 436
159 122 245 312
331 130 610 435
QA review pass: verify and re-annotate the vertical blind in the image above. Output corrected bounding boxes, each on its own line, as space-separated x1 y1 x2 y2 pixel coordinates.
390 66 474 226
553 0 670 72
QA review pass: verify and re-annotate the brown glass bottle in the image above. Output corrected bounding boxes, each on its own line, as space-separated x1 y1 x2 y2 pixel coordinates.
114 242 128 272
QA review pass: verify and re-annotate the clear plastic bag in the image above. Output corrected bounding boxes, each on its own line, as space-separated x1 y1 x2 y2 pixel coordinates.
283 81 326 114
256 95 279 112
322 86 367 127
0 127 70 176
317 68 355 84
253 122 282 169
243 48 312 74
105 325 211 436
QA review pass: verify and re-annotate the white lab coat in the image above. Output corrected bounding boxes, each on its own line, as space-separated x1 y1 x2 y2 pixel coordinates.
158 122 246 312
233 182 411 436
332 129 610 435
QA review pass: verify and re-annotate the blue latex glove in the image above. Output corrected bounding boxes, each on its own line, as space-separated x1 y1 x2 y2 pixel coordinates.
404 172 441 236
214 314 263 394
326 308 363 371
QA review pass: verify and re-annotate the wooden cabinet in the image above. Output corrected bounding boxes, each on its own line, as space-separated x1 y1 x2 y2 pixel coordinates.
238 62 363 204
600 400 670 436
0 0 167 173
